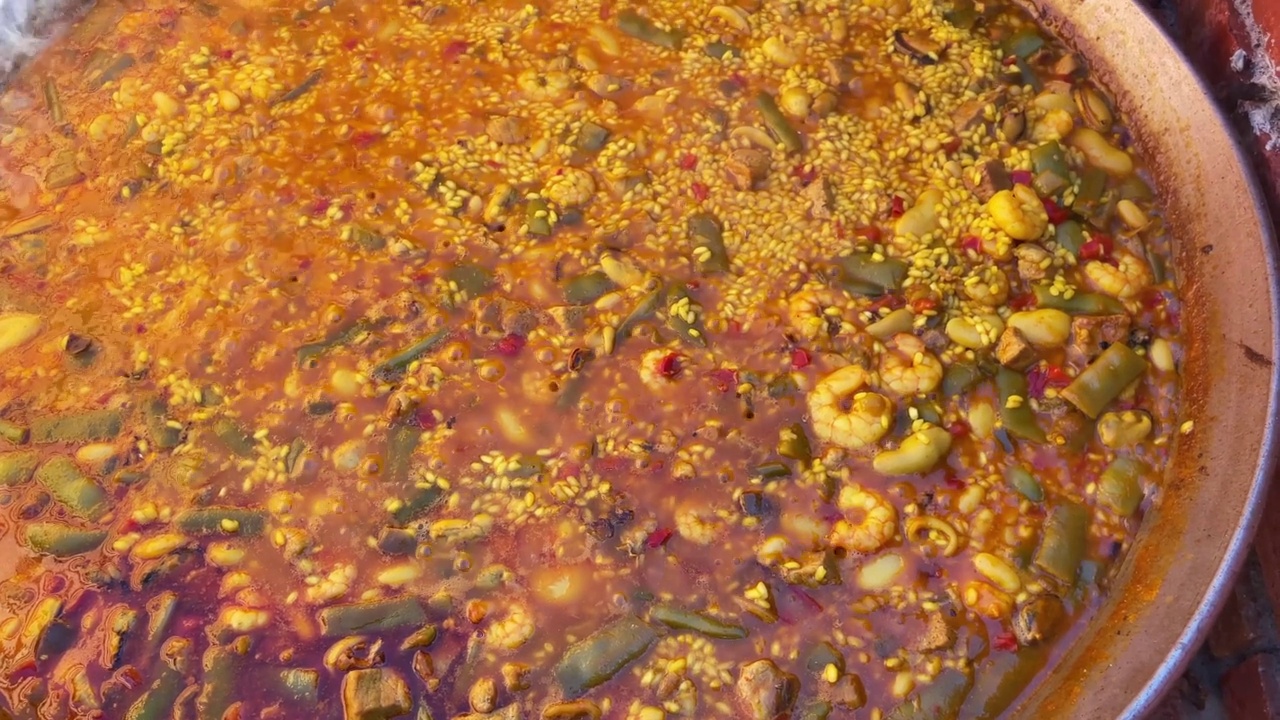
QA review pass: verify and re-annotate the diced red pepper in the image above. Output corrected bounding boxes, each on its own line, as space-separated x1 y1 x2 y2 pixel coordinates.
1002 55 1019 66
1010 170 1034 186
691 182 710 202
442 40 469 62
598 0 613 19
1042 197 1070 225
294 255 313 270
493 334 526 357
910 296 939 314
834 220 846 240
413 408 438 430
646 527 674 549
1078 233 1115 262
993 632 1019 652
1026 363 1071 400
308 197 332 216
1044 364 1072 386
658 352 682 379
1010 292 1037 311
217 48 236 59
351 131 382 149
790 347 811 369
868 294 906 312
854 225 883 243
791 164 818 185
678 152 699 170
944 475 967 490
947 420 970 438
727 73 749 90
942 136 963 154
557 462 583 480
728 319 743 335
890 195 906 217
708 368 738 393
595 456 630 474
960 234 984 253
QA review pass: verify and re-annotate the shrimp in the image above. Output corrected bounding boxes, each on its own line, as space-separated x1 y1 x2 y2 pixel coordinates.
878 333 942 395
987 185 1048 241
516 68 572 101
675 505 727 545
806 365 894 450
639 349 681 389
544 167 597 208
1083 248 1152 299
963 265 1010 307
828 485 898 553
787 288 849 340
486 603 535 650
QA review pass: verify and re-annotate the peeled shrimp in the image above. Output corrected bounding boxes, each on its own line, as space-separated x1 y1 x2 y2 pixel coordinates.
1084 248 1152 299
787 288 848 341
806 365 894 450
829 485 897 553
878 333 942 396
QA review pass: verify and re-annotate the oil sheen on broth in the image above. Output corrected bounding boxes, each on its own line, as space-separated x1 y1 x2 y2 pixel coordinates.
0 0 1183 718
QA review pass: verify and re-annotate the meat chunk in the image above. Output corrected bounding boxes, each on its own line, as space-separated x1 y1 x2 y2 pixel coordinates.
1067 314 1131 365
474 296 539 337
1013 243 1052 281
547 305 588 332
737 659 799 720
801 176 834 219
726 148 770 191
951 97 989 133
965 158 1012 202
996 326 1037 370
913 612 956 652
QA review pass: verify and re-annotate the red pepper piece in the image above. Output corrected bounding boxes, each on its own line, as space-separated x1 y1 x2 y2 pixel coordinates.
493 334 526 357
691 182 710 202
993 632 1019 652
947 420 970 438
442 40 469 62
678 152 699 170
1010 292 1037 311
911 296 939 314
658 352 682 378
1042 197 1070 225
646 527 674 548
960 234 984 253
890 195 906 217
791 348 811 369
351 131 381 149
708 368 738 393
1010 170 1034 186
413 408 438 430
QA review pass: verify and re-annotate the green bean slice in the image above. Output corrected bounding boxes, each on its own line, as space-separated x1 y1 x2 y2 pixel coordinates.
1096 456 1145 515
36 456 108 520
30 408 123 444
24 522 107 557
617 10 685 50
0 450 38 486
553 615 658 698
1034 501 1089 583
756 91 803 153
1061 343 1148 418
649 605 748 639
995 369 1046 443
318 596 427 637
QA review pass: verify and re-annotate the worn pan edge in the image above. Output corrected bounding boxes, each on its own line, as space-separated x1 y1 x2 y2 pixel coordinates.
1009 0 1280 717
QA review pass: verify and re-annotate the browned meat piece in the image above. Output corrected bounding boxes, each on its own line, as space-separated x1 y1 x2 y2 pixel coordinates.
1013 243 1051 281
913 612 956 652
1067 314 1131 365
547 305 588 332
802 176 834 219
473 297 539 337
737 659 799 720
726 148 770 191
965 158 1011 202
951 97 989 133
920 328 949 353
996 326 1037 370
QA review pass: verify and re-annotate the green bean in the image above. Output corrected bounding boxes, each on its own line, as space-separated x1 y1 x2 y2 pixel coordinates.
778 422 812 463
272 69 323 105
886 668 973 720
371 327 451 382
688 213 730 274
23 522 107 557
273 668 319 706
754 461 791 479
196 647 238 720
1118 175 1154 201
1005 465 1044 502
804 641 845 675
554 615 658 698
318 596 427 637
1097 456 1144 515
30 408 123 444
944 0 979 29
704 41 741 59
91 54 136 88
832 254 908 296
125 638 191 720
563 271 616 305
942 362 984 397
212 417 256 457
0 450 38 485
756 91 803 153
666 285 708 347
0 419 28 445
649 605 748 639
1030 141 1069 179
36 456 108 520
797 701 834 720
384 423 421 485
617 10 684 50
867 307 915 340
144 592 178 652
349 225 386 251
995 369 1046 443
1034 501 1089 583
1071 166 1108 215
1003 27 1045 59
175 507 267 536
617 287 662 341
392 484 445 524
444 263 494 300
1031 284 1125 315
143 396 182 450
44 78 65 124
102 606 137 669
68 666 99 709
577 122 611 152
400 624 438 651
1061 343 1148 418
526 197 553 236
1014 57 1043 92
1054 220 1086 256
